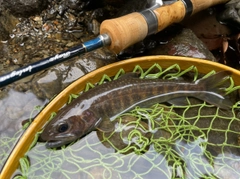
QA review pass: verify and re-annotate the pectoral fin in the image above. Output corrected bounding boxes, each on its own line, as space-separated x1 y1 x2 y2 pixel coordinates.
96 118 115 133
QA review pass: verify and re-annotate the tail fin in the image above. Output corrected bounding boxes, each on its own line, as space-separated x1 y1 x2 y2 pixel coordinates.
195 71 233 109
195 71 231 92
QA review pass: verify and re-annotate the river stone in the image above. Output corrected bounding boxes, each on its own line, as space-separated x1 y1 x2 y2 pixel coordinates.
0 10 19 41
2 0 48 17
0 23 9 41
146 28 216 61
115 0 149 16
217 0 240 29
31 48 116 99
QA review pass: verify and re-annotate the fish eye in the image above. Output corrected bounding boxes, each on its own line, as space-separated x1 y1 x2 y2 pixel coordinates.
57 122 69 133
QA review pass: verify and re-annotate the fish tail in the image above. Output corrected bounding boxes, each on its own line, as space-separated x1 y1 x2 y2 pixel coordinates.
196 71 231 92
195 71 233 109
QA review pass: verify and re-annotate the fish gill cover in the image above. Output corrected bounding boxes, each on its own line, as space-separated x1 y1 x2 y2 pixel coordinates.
2 63 240 179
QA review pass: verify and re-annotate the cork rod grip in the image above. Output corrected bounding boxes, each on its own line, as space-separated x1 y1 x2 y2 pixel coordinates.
100 0 230 53
100 2 185 54
100 12 148 54
153 1 186 33
191 0 230 14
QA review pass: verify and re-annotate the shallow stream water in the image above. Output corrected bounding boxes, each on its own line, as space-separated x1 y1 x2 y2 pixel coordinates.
1 0 240 178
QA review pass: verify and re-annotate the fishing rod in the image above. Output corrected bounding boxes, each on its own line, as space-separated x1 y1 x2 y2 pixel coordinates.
0 0 229 87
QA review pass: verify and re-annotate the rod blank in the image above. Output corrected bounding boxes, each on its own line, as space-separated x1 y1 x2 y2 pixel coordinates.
0 34 110 88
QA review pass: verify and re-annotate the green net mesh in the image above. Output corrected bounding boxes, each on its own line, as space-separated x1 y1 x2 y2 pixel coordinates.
2 63 240 179
0 105 42 172
0 130 22 171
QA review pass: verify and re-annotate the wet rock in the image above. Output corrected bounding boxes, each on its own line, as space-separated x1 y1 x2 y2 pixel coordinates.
115 0 149 16
88 19 100 35
64 0 104 11
0 23 9 41
182 9 231 51
32 69 63 99
31 48 116 99
119 25 216 61
64 0 83 11
0 11 19 41
2 0 48 17
146 28 216 61
217 0 240 29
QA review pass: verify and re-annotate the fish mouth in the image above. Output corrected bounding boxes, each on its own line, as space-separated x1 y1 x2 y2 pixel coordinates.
46 140 73 148
40 133 77 148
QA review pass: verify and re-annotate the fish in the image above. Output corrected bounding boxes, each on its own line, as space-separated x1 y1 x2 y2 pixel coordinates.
40 71 233 148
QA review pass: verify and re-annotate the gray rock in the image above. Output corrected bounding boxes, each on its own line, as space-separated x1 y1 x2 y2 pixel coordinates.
115 0 149 16
0 11 19 41
217 0 240 29
2 0 48 17
64 0 84 10
0 22 9 41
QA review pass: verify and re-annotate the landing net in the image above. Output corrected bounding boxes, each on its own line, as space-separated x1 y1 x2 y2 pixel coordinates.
2 63 240 179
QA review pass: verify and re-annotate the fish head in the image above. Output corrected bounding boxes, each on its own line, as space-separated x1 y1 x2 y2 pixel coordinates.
40 109 101 148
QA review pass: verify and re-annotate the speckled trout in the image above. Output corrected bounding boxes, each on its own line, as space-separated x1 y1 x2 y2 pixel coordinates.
40 71 233 148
